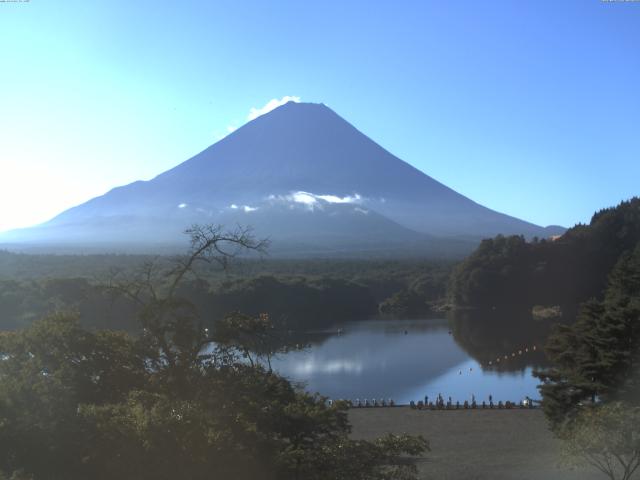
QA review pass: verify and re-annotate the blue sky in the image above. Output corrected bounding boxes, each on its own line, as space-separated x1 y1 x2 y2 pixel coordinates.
1 0 638 232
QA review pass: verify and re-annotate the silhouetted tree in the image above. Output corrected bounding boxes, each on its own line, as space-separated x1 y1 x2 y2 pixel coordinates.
536 242 640 430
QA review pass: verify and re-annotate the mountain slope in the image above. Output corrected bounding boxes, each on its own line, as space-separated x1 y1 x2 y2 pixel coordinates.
1 101 563 255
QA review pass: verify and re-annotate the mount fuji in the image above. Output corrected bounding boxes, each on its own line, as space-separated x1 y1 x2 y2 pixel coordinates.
1 102 563 256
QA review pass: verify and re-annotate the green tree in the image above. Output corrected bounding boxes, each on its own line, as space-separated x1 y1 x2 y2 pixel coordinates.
0 313 148 479
212 311 286 370
561 403 640 480
0 313 428 480
0 225 428 480
535 242 640 430
448 198 640 312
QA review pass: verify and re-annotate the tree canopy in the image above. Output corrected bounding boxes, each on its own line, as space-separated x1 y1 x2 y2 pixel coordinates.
535 242 640 430
561 402 640 480
0 225 428 479
449 198 640 311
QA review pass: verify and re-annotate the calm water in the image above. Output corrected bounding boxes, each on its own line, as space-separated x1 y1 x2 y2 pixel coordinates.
270 318 544 405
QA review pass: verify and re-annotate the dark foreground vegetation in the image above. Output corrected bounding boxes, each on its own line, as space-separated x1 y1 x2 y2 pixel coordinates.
0 314 427 480
0 226 427 480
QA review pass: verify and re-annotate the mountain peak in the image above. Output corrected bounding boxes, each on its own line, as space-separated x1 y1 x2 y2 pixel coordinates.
253 100 335 122
277 100 329 110
0 102 564 254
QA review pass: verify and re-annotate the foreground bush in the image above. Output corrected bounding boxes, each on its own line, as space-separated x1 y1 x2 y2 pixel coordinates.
0 313 427 480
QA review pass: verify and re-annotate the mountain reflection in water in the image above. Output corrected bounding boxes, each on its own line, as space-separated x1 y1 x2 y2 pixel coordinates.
271 315 550 404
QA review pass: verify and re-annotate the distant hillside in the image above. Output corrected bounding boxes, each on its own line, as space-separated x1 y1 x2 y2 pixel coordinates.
1 102 562 256
449 197 640 310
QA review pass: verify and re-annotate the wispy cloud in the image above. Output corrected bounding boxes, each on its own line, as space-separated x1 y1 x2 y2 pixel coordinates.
247 96 301 121
290 191 318 206
268 191 364 211
229 204 258 213
317 193 361 204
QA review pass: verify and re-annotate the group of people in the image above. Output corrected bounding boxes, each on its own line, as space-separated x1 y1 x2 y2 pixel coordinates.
352 398 396 407
327 398 397 408
409 394 536 410
328 394 536 409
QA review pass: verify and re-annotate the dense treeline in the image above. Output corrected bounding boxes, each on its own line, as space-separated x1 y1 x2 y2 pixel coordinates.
203 276 375 330
456 200 640 475
0 250 144 281
530 241 640 478
0 276 376 332
0 250 449 284
377 270 449 316
536 242 640 428
0 258 453 332
0 277 137 331
449 198 640 311
447 198 640 451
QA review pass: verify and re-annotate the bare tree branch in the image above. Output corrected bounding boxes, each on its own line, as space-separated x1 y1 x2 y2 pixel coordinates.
166 224 268 298
100 224 269 371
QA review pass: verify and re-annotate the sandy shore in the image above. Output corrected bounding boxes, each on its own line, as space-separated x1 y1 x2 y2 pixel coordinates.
349 407 603 480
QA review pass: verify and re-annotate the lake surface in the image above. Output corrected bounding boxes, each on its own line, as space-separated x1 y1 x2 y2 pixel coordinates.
270 318 545 405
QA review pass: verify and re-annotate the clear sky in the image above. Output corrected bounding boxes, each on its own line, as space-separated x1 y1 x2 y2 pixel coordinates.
1 0 638 232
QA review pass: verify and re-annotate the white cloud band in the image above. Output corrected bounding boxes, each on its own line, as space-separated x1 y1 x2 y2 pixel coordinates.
268 191 364 211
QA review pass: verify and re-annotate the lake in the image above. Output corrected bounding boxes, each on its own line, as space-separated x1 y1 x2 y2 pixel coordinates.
270 317 547 405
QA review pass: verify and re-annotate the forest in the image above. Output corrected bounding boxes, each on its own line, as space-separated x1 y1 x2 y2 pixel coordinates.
0 252 452 333
449 197 640 312
446 198 640 478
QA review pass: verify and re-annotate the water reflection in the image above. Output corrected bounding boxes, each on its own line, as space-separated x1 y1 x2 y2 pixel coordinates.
271 315 550 404
449 309 551 372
